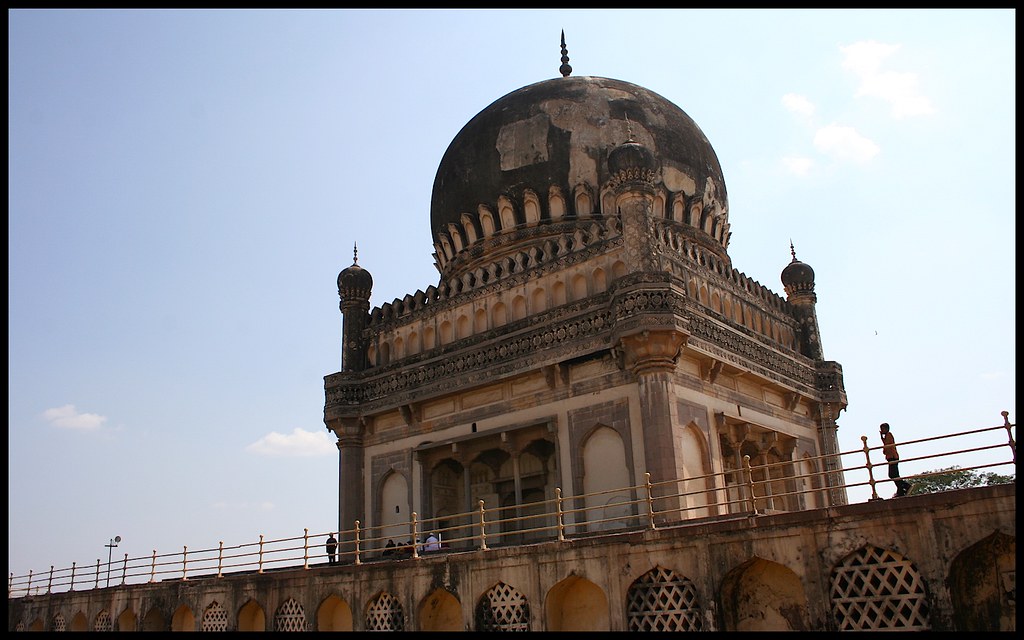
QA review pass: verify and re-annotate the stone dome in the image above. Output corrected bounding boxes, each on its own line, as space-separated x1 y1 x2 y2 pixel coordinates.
429 75 729 280
337 246 373 303
781 248 815 296
607 137 658 181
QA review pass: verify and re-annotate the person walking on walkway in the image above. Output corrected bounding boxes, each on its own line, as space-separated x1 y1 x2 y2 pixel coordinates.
880 423 912 497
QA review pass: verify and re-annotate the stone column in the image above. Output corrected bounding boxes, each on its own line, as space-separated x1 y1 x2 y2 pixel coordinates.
330 417 365 560
817 401 848 507
619 329 687 524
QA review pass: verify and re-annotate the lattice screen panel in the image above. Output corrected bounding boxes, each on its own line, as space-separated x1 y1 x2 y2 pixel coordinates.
366 592 404 631
830 545 930 631
15 622 25 632
52 613 66 632
202 602 228 632
626 566 704 631
94 610 112 632
476 582 531 631
274 598 308 632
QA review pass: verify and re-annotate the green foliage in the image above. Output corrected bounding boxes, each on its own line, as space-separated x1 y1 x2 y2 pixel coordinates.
907 466 1015 496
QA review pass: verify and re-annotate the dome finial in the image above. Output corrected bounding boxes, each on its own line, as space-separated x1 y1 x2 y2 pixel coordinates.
625 113 635 142
353 242 359 265
559 30 572 77
789 239 797 262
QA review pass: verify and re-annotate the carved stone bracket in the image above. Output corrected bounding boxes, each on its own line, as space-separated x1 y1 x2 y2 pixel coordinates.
701 359 723 384
783 392 800 411
544 363 570 389
399 403 420 427
618 329 688 376
332 416 367 448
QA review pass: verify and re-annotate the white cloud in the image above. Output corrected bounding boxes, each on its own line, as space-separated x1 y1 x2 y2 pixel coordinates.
782 156 814 177
42 404 107 431
782 93 816 117
813 124 880 164
841 40 935 118
245 428 335 457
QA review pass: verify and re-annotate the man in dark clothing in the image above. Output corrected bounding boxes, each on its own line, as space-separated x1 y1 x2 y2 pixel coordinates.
325 534 338 565
880 423 912 497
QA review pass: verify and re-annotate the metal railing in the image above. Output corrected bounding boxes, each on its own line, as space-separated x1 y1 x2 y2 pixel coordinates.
9 412 1015 600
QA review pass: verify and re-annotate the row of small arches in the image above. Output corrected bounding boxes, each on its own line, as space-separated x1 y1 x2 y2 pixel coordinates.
18 544 938 631
369 273 796 368
377 219 615 325
432 181 730 275
370 262 624 366
692 280 798 350
654 218 790 314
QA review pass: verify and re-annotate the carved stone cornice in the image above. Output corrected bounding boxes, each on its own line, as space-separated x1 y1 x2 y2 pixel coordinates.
325 277 829 420
686 312 817 393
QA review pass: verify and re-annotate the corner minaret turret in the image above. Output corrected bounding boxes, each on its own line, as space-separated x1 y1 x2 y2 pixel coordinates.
337 244 373 372
781 242 823 360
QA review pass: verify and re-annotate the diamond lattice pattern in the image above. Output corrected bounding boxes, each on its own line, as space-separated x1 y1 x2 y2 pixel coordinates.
626 566 704 631
476 582 531 631
366 592 404 631
52 613 66 632
274 597 307 632
94 611 112 632
201 602 228 632
830 545 930 630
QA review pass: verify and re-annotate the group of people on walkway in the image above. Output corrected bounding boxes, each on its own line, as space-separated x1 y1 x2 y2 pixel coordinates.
323 532 443 565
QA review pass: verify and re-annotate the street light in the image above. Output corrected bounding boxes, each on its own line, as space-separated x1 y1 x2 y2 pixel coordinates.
105 536 121 588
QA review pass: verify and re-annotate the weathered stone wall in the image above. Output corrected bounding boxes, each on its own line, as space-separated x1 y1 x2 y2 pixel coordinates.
9 484 1014 631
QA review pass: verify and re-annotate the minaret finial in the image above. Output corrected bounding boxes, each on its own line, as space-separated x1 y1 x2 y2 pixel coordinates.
789 239 797 261
353 242 358 265
559 30 572 77
625 113 635 142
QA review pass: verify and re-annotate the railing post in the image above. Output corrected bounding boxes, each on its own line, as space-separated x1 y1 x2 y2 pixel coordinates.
862 435 880 501
94 559 100 589
354 521 362 566
743 455 759 515
182 546 188 581
303 528 309 570
121 554 128 585
47 566 53 594
411 512 420 559
216 542 223 578
26 570 32 597
258 535 264 574
478 500 488 550
1002 411 1016 463
555 487 565 541
149 552 156 583
644 472 658 530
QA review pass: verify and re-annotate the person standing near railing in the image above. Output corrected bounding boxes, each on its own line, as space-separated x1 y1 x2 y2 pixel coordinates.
325 533 338 565
880 423 911 498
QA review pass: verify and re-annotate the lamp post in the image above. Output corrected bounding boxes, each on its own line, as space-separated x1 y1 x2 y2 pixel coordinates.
105 536 121 588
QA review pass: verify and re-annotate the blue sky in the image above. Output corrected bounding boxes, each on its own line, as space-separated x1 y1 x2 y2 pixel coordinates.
8 9 1015 579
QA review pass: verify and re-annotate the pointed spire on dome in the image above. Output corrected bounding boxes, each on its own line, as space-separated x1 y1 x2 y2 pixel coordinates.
782 239 815 294
352 242 359 265
559 30 572 77
625 113 635 142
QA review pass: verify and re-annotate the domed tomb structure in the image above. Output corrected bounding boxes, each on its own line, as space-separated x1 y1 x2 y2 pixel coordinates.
429 75 731 283
325 38 848 551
